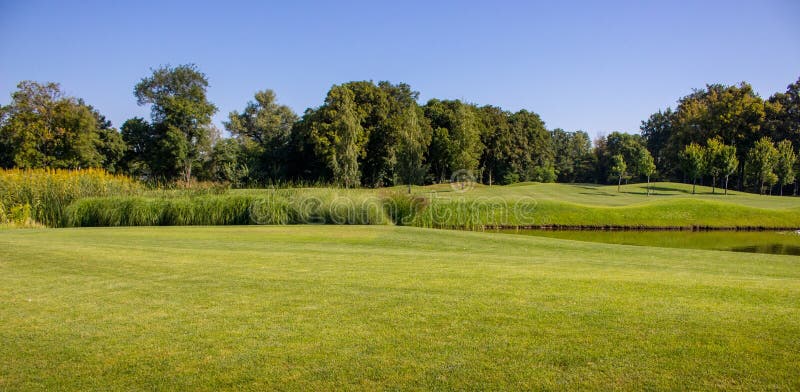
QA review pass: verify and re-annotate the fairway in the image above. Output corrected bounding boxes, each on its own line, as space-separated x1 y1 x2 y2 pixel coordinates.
2 226 799 390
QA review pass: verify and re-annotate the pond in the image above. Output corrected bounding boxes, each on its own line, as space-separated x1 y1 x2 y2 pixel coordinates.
499 229 800 256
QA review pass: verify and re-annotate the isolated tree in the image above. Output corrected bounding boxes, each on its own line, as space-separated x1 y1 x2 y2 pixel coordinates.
636 148 656 195
134 64 217 182
705 137 725 194
775 140 797 196
225 89 298 181
745 137 778 195
704 137 739 195
680 142 706 194
610 154 627 192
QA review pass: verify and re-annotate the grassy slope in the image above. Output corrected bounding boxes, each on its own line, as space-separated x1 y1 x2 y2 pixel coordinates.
409 181 800 209
2 226 799 390
400 182 800 229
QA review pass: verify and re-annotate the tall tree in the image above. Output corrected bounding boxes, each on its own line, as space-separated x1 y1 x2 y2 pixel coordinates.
508 109 554 182
134 64 217 182
308 85 365 187
0 81 122 170
765 77 800 151
775 140 797 196
394 105 431 192
640 108 675 174
669 83 765 188
551 129 593 183
424 99 483 182
225 89 298 182
680 142 706 194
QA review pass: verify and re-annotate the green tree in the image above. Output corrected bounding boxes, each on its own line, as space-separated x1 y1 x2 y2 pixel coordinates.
308 86 365 187
745 137 778 195
765 77 800 151
0 81 123 170
508 109 554 182
680 142 706 194
640 108 675 174
705 137 739 195
424 99 483 182
134 64 217 182
775 140 797 196
476 105 511 186
551 129 594 183
669 83 765 188
394 105 430 192
595 132 647 184
635 148 656 195
225 89 298 182
610 154 627 192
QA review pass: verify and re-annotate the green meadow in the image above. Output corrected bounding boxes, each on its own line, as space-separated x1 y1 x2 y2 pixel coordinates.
1 225 799 390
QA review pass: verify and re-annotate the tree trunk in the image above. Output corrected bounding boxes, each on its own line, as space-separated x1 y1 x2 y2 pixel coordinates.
711 176 716 194
692 178 696 194
780 184 784 196
647 175 651 196
724 175 729 196
183 161 192 183
488 171 492 187
618 176 621 192
407 183 412 194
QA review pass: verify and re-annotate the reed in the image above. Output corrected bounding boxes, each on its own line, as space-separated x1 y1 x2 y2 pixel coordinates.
0 168 143 226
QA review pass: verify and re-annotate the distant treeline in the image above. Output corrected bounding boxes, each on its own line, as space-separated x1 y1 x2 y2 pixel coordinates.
1 64 798 194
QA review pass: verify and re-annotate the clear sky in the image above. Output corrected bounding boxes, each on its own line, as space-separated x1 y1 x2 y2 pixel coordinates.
1 0 798 139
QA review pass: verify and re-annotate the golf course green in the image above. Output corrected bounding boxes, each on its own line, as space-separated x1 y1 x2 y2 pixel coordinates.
2 225 799 390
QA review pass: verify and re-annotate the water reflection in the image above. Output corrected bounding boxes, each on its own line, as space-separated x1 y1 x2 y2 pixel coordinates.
501 230 800 256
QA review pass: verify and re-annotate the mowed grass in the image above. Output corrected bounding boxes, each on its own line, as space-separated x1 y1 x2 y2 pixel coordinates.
1 226 799 390
401 181 800 208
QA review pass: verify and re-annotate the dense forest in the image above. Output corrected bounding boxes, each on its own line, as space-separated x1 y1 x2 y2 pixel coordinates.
1 64 798 195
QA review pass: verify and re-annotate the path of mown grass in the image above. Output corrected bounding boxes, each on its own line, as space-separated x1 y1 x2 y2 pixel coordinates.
1 226 799 390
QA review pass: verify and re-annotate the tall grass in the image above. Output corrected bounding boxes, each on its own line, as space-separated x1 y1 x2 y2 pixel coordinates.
0 168 143 226
64 190 393 227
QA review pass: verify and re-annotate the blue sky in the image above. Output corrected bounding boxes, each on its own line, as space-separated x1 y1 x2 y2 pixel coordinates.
1 0 798 139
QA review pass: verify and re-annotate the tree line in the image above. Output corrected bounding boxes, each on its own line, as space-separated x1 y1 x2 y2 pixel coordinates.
1 64 798 195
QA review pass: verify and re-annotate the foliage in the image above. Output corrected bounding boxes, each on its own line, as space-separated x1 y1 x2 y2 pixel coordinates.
705 137 738 194
0 168 142 226
224 89 298 182
0 81 124 170
680 142 706 194
774 139 797 194
610 154 627 191
130 64 217 182
745 137 779 194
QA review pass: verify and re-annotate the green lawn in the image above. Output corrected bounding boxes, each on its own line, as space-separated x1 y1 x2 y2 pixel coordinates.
2 226 799 390
402 181 800 209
